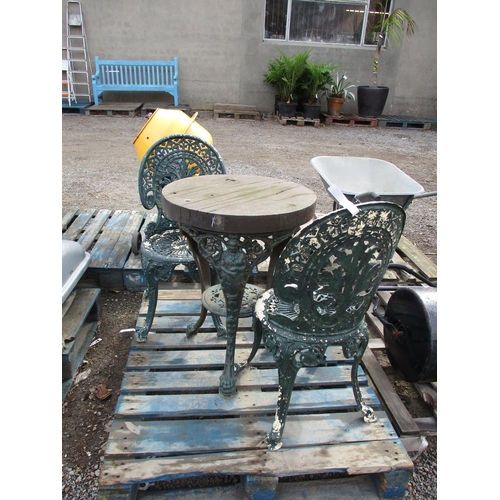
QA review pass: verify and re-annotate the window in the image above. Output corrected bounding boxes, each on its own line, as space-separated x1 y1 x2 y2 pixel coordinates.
264 0 392 46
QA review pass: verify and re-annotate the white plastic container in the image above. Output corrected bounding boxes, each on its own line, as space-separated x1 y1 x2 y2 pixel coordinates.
62 240 91 303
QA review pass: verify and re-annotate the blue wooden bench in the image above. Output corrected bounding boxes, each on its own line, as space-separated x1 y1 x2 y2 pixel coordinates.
91 56 179 106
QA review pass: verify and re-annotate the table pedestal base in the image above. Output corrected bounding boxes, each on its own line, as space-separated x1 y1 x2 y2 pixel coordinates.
183 227 291 397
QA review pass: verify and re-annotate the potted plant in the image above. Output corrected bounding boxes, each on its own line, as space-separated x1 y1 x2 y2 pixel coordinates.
299 61 340 119
326 72 356 116
264 49 311 117
357 3 417 117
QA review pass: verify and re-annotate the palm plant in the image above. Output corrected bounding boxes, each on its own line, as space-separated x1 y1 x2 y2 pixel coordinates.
265 49 311 103
299 62 340 104
369 3 417 87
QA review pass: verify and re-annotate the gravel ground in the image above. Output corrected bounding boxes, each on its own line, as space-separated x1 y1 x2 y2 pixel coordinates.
62 111 437 499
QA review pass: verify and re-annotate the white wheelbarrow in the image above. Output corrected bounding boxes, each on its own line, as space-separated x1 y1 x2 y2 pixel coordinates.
311 156 436 210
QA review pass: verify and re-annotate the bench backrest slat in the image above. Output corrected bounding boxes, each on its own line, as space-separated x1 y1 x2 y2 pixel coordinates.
98 61 177 86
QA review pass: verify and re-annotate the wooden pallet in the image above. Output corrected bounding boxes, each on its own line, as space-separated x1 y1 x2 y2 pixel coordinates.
63 208 146 289
321 113 378 127
62 100 93 115
85 102 144 117
140 103 191 117
97 283 414 499
214 103 261 120
279 115 320 127
62 288 102 401
62 209 437 291
377 115 433 130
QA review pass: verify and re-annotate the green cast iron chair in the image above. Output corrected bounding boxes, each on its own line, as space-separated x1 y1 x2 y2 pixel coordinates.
133 134 226 342
251 202 406 450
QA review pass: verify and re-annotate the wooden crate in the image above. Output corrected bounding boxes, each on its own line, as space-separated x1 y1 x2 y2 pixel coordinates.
97 283 414 499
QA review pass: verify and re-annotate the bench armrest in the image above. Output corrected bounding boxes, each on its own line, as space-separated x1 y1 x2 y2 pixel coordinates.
92 56 101 82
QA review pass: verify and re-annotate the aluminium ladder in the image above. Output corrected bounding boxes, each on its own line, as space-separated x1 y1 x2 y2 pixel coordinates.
62 58 76 105
64 1 92 105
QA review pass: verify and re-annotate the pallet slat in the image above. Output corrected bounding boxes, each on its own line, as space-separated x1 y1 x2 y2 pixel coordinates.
100 440 412 487
397 235 437 281
106 412 394 457
115 387 378 419
62 209 97 241
75 209 114 251
62 208 78 230
120 364 365 393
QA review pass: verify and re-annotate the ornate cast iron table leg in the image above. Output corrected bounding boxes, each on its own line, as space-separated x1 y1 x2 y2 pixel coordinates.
182 226 291 398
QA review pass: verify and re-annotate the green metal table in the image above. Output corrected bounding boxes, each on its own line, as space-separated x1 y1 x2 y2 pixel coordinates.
161 174 317 397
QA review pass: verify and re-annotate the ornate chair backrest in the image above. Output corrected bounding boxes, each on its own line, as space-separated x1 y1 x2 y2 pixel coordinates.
138 134 226 236
268 202 405 334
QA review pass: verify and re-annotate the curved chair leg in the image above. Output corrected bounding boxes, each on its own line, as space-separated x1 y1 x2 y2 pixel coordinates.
211 313 227 338
265 337 301 451
186 303 208 337
236 314 263 374
136 278 159 342
136 261 173 342
346 333 377 424
185 260 201 283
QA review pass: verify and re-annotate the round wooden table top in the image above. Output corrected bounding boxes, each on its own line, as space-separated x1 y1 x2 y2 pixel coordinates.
162 174 317 233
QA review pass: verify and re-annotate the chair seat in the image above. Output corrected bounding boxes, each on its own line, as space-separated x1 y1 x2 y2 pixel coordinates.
141 229 193 263
202 284 264 317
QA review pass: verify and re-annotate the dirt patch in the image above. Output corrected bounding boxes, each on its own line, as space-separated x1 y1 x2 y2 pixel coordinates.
62 112 437 499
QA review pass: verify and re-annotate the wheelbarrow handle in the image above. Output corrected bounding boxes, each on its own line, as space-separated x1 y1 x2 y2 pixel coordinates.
413 191 437 199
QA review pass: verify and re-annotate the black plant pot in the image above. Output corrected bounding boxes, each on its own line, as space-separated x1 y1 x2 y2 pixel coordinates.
277 101 298 118
302 103 321 120
357 86 389 118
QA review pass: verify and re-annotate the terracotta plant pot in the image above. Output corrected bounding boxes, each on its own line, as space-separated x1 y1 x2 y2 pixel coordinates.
327 97 345 116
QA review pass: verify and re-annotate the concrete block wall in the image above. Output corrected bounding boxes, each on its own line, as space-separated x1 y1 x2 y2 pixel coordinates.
62 0 436 118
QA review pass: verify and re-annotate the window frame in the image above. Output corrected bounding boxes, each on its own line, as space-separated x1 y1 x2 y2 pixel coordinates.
263 0 393 47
